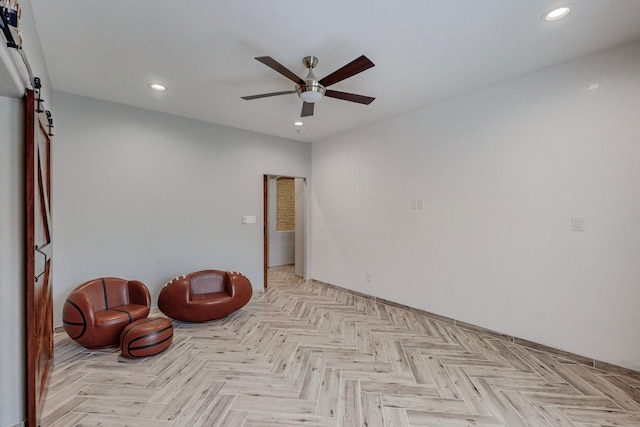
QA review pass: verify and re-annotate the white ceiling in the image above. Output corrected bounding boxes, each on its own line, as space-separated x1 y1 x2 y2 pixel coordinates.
29 1 640 142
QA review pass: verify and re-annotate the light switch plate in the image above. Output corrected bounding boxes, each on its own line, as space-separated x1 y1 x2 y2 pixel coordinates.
242 216 257 224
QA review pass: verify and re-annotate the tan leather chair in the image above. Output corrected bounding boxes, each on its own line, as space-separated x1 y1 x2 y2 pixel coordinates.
62 277 151 348
158 270 252 322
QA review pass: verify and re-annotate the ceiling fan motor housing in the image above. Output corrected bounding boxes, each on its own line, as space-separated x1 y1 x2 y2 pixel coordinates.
296 80 326 103
297 56 325 103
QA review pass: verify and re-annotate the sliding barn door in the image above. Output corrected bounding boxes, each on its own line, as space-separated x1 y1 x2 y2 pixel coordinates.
25 89 54 427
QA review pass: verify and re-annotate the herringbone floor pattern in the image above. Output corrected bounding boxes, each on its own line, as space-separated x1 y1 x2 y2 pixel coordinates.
43 267 640 426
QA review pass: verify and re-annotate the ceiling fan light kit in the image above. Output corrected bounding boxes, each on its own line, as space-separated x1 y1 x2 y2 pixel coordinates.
242 54 375 117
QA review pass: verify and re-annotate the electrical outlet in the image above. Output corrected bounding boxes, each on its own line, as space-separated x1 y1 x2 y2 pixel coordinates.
571 216 584 231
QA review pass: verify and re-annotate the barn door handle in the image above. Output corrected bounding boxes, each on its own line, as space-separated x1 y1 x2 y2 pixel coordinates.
35 245 47 282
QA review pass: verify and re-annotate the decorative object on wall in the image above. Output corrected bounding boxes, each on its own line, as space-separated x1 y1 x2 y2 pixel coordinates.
242 55 375 117
0 0 22 47
1 0 46 98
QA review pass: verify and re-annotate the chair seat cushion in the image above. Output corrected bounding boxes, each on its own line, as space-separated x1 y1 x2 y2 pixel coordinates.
95 309 130 326
92 310 130 346
113 303 151 321
190 292 231 304
92 304 151 346
95 304 149 326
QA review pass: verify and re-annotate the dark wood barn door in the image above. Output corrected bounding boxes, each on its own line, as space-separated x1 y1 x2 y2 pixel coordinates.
25 89 54 427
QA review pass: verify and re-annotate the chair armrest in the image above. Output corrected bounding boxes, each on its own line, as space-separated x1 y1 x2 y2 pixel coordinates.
223 273 233 296
65 291 97 327
227 272 252 301
158 276 190 308
127 280 151 307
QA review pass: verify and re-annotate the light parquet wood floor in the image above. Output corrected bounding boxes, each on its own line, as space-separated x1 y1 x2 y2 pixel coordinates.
43 267 640 426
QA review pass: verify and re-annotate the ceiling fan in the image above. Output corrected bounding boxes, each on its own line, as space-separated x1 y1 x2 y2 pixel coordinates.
241 55 375 117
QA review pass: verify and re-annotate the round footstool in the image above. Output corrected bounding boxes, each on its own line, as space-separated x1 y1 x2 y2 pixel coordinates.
120 317 173 359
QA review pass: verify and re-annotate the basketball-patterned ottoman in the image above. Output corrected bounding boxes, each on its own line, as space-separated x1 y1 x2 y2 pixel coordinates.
119 317 173 359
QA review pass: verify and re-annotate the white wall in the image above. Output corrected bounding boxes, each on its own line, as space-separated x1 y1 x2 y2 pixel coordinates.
312 41 640 370
267 177 295 267
52 92 311 327
0 96 26 427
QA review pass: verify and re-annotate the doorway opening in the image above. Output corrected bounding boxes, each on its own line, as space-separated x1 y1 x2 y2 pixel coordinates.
263 175 307 289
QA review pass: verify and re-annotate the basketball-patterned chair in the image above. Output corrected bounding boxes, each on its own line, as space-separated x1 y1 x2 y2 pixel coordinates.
63 277 151 348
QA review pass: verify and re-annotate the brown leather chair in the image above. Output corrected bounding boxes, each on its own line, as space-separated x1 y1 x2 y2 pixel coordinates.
158 270 252 322
62 277 151 348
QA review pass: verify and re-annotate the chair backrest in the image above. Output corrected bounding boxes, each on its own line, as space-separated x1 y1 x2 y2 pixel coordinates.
190 271 226 295
74 277 131 311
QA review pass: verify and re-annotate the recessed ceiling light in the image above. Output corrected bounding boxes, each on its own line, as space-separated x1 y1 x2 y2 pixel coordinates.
294 121 304 126
543 5 572 21
149 83 166 91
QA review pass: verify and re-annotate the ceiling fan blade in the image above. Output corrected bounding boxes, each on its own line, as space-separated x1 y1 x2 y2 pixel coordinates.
325 90 375 105
318 55 375 87
241 90 296 100
255 56 305 85
301 102 314 117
